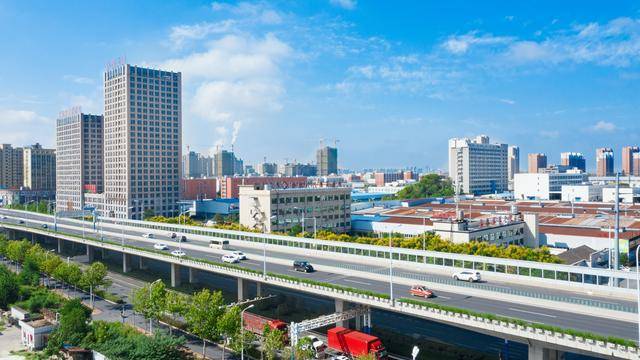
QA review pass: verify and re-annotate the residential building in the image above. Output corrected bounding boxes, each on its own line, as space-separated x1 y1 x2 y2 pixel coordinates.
621 146 639 176
316 145 338 176
596 147 614 177
514 172 587 200
257 162 278 176
560 152 586 173
0 144 23 189
19 319 56 351
221 176 307 199
180 178 217 200
239 184 351 233
527 153 547 173
214 149 242 176
561 184 604 202
634 153 640 176
102 64 181 219
508 145 520 181
182 150 213 178
283 163 317 177
448 135 508 195
22 143 56 191
602 187 640 204
56 109 104 212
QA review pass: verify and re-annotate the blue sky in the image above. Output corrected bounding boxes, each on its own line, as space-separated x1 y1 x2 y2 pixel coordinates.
1 1 639 171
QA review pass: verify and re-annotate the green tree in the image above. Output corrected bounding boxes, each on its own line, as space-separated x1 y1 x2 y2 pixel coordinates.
393 173 455 200
81 262 110 308
6 240 30 264
185 288 224 356
288 224 303 236
46 298 92 354
18 256 40 286
218 305 241 360
53 263 82 291
0 265 19 309
41 255 62 286
132 279 166 333
284 336 314 360
143 208 155 220
164 290 188 335
263 327 285 360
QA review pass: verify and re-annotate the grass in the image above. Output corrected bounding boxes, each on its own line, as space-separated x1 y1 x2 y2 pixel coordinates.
10 223 638 349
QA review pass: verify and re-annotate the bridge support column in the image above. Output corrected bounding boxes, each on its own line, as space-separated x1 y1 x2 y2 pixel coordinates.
335 299 345 327
256 282 262 297
362 309 372 334
238 278 248 301
188 268 196 283
139 257 148 270
528 343 563 360
171 263 181 288
86 245 94 262
57 238 63 253
123 253 132 273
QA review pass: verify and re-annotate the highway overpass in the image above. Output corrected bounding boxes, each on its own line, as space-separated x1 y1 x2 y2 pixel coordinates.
0 209 637 359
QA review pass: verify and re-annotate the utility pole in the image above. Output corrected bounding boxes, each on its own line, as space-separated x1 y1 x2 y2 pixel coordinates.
614 172 620 270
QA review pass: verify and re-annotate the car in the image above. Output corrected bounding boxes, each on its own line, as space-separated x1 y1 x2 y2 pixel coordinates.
293 260 314 273
176 235 187 242
41 224 48 229
409 285 434 298
153 243 169 250
231 251 247 260
453 270 481 282
222 254 240 263
142 233 154 238
167 232 177 239
1 215 7 219
18 220 25 224
171 249 186 257
330 356 350 360
303 335 326 358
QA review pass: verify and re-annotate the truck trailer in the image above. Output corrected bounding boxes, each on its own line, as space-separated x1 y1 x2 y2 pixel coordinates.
327 327 388 360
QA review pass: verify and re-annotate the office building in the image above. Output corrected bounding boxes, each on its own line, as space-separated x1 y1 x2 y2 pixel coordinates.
102 64 181 219
374 172 404 186
0 144 24 189
561 184 604 202
448 135 508 195
283 163 317 177
56 109 104 212
634 153 640 176
221 176 307 199
514 172 587 200
621 146 639 176
239 184 351 233
22 143 56 191
560 152 586 173
527 153 547 173
596 148 614 177
180 178 217 200
508 146 520 180
317 146 338 176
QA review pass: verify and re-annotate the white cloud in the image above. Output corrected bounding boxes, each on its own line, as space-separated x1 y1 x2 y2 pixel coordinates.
169 21 236 48
329 0 357 10
443 32 513 54
211 2 282 24
0 109 53 145
498 98 516 105
62 75 94 85
590 120 617 132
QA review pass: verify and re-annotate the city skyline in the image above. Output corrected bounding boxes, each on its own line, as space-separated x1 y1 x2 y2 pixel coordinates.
1 1 639 170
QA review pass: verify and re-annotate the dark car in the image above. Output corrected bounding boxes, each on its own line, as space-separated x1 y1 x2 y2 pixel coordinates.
41 224 48 229
178 235 187 242
293 260 314 273
18 220 25 224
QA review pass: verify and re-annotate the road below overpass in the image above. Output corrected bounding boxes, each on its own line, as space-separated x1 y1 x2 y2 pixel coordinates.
0 209 637 342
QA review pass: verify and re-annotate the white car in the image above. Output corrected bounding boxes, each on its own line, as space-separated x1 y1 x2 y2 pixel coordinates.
167 232 177 239
330 356 349 360
222 254 240 263
171 249 186 257
231 251 247 260
153 243 169 250
142 233 154 238
453 270 481 282
1 215 7 219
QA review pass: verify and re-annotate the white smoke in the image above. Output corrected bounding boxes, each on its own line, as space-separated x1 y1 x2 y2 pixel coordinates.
231 120 242 145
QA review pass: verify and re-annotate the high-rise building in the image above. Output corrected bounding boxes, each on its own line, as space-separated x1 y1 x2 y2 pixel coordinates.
0 144 24 189
596 148 614 176
508 145 520 181
316 146 338 176
56 109 104 212
214 150 236 176
257 162 278 176
283 163 317 177
621 146 639 176
527 153 547 173
560 152 586 173
102 64 181 219
633 153 640 176
448 135 508 195
23 143 56 191
183 151 202 178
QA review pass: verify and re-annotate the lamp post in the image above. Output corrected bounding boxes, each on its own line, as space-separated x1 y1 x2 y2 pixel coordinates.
240 304 255 360
635 245 639 348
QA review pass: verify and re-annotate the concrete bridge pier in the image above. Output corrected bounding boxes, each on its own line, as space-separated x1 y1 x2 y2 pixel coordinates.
57 238 63 253
335 299 345 327
238 278 251 301
256 282 262 297
528 343 564 360
123 253 132 273
139 257 148 270
171 263 181 288
86 245 94 262
188 267 196 283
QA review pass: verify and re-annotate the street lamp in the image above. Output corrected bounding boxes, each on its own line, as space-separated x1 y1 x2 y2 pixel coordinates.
240 304 255 360
636 245 639 349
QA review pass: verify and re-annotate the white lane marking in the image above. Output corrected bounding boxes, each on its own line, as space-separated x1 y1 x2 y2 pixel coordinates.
508 307 557 318
244 261 261 266
343 279 372 286
436 295 451 300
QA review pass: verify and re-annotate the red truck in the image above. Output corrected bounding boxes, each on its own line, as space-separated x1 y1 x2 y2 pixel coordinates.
327 327 388 360
243 312 288 337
